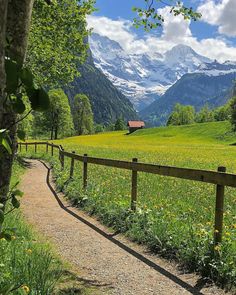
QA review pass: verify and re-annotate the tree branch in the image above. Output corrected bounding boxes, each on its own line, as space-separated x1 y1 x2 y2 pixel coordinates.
5 108 32 131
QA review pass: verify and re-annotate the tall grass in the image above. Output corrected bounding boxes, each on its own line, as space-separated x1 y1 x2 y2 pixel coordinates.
23 121 236 290
0 159 62 294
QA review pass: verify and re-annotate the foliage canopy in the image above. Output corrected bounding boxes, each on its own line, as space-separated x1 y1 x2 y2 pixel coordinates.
26 0 95 87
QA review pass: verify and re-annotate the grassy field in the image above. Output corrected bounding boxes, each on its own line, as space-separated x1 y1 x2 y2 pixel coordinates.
23 121 236 289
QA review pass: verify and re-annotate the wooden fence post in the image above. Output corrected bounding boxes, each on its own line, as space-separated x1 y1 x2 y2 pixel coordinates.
46 142 48 153
34 143 37 153
61 148 64 170
70 151 75 178
83 154 88 189
51 143 53 157
214 166 226 245
26 143 28 152
131 158 138 211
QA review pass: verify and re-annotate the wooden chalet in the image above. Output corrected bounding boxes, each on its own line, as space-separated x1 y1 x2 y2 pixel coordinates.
127 121 145 133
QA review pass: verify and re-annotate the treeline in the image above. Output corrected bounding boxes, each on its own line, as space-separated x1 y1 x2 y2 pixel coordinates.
20 89 128 139
20 89 94 139
94 118 127 133
167 101 232 127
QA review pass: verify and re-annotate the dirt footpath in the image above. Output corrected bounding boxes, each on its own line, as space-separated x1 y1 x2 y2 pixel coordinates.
20 159 228 295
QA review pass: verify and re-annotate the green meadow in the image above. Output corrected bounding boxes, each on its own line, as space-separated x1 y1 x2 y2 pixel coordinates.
23 121 236 289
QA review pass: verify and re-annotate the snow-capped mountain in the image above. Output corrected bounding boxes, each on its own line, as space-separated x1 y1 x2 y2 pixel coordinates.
89 33 213 110
196 60 236 76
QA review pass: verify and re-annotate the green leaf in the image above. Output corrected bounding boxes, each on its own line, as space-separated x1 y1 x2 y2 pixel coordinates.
17 129 26 141
0 209 4 224
12 189 24 197
5 59 19 94
0 203 4 209
12 95 26 114
1 137 12 154
20 67 34 89
11 196 20 208
28 87 50 111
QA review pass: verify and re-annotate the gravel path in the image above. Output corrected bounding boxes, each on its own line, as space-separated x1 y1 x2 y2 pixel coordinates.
20 159 229 295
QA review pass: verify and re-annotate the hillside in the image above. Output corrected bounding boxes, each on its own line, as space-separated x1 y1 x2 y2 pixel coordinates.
141 72 236 126
64 50 138 125
59 121 236 157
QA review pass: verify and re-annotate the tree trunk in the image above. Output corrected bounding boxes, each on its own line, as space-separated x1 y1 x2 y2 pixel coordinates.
0 0 9 208
50 127 54 140
54 126 58 140
0 0 8 125
0 0 34 206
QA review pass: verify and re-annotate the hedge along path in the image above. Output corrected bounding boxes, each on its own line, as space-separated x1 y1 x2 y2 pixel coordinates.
20 159 228 295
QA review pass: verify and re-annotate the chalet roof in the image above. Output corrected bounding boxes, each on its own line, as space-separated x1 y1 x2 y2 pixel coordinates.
127 121 145 128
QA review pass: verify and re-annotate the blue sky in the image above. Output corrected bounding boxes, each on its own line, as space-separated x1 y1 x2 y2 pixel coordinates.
87 0 236 61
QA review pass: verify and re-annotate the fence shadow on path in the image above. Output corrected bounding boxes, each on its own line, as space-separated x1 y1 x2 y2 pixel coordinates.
38 159 210 295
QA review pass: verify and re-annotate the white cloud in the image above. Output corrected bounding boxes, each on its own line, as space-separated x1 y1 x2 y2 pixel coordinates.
158 6 192 41
87 10 236 62
198 0 236 37
87 15 152 54
87 16 134 48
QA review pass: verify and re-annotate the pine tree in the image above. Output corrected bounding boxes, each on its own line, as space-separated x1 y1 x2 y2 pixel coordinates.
114 118 126 131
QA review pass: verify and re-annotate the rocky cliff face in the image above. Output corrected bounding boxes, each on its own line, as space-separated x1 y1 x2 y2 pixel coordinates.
64 49 138 125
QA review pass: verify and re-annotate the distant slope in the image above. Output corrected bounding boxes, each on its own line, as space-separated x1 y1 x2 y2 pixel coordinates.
141 72 236 126
131 121 235 144
65 50 138 125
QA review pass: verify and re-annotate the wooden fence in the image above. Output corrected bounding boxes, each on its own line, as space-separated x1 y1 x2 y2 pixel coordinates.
18 141 236 246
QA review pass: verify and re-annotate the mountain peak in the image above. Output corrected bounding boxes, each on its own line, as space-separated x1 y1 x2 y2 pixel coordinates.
90 33 124 52
165 44 211 66
169 44 195 54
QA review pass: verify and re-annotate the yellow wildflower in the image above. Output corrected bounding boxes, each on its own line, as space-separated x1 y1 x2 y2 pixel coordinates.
21 285 30 293
214 245 221 252
26 249 32 254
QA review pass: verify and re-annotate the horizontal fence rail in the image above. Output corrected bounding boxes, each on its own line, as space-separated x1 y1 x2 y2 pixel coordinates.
18 141 235 246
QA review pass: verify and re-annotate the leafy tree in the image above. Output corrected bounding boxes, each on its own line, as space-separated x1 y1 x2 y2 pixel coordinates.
230 97 236 131
94 124 104 134
167 103 195 126
26 0 95 87
114 118 126 131
213 104 231 122
73 94 94 135
195 105 214 123
34 89 74 139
